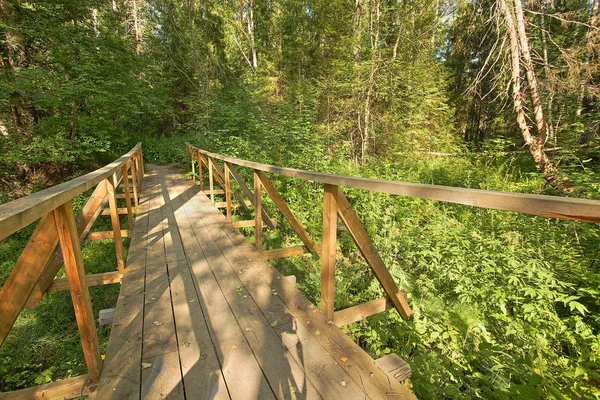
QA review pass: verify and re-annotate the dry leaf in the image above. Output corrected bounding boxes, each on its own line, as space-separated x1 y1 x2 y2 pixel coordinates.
231 345 238 349
189 299 196 303
341 357 348 363
340 380 346 387
142 362 152 369
154 321 164 326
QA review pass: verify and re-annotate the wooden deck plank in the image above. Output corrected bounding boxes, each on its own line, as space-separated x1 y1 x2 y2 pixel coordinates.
96 170 154 399
165 167 374 400
162 166 275 400
158 169 229 400
165 168 325 400
97 164 416 400
140 167 184 399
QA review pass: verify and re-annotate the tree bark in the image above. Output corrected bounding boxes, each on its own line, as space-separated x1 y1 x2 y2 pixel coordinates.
499 0 554 175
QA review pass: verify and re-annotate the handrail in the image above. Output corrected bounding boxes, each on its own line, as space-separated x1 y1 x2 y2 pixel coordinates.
0 143 144 389
186 143 600 223
186 141 600 331
0 143 142 242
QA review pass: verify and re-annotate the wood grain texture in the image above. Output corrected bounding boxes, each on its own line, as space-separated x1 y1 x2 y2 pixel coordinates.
0 374 94 399
106 174 125 274
0 143 141 241
375 353 412 382
333 297 393 327
25 180 108 310
47 271 123 292
53 201 102 383
0 212 58 346
336 188 412 319
320 184 338 321
227 162 275 230
187 143 600 223
255 170 319 256
254 170 262 251
122 163 135 229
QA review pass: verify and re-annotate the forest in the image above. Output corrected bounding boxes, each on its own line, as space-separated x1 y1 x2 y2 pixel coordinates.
1 0 600 398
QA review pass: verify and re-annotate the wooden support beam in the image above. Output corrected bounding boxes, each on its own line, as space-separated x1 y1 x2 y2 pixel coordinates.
255 170 319 255
53 201 102 383
86 229 131 240
25 182 108 310
227 163 276 230
122 163 134 230
321 184 338 320
225 162 233 221
202 154 250 211
106 175 125 274
197 150 203 189
375 354 412 382
254 170 262 250
100 207 134 216
336 188 412 319
209 156 215 203
262 245 312 260
333 297 393 327
0 374 95 399
131 155 140 208
215 200 252 208
47 271 123 293
231 218 277 229
202 189 225 195
0 212 58 346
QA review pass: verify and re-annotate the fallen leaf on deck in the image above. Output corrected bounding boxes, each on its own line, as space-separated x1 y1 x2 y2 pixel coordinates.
340 380 346 387
315 330 321 335
254 320 259 324
231 345 238 349
154 321 164 326
290 385 297 393
183 341 191 348
270 320 278 327
142 363 152 369
340 357 348 363
189 299 196 303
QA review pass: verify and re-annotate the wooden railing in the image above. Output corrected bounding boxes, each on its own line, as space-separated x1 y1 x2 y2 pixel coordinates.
0 143 144 391
186 143 600 327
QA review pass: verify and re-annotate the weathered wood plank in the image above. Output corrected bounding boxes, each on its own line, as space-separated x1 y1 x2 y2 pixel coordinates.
106 174 125 274
224 162 233 221
140 168 184 399
163 166 275 400
231 218 277 229
98 308 116 326
0 375 94 400
122 163 135 229
47 271 123 293
0 212 58 346
320 184 338 320
86 229 131 240
254 170 262 251
336 188 412 319
215 200 252 208
333 297 393 327
100 207 134 216
262 245 311 260
375 353 412 382
53 201 102 383
96 170 151 399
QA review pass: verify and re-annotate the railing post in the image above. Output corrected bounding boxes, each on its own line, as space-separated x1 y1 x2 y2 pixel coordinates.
254 170 262 251
321 184 338 320
225 162 233 221
130 157 139 209
106 173 125 273
53 201 103 383
122 163 135 229
208 157 215 204
197 151 203 190
191 149 196 183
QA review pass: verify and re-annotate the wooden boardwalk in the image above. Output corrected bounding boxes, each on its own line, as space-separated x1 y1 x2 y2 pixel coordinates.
97 165 415 400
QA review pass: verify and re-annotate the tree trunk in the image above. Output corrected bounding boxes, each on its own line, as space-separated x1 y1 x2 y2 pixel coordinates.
130 0 142 54
499 0 554 175
513 0 547 143
248 0 257 69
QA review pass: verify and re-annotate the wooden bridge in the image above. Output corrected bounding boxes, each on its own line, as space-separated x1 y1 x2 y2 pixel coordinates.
1 143 599 399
